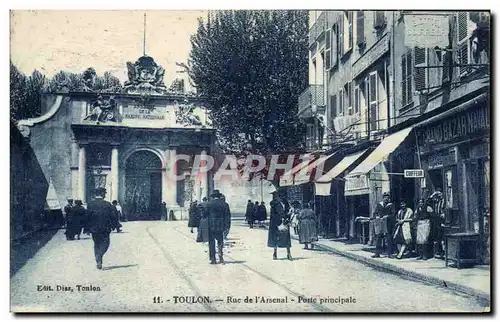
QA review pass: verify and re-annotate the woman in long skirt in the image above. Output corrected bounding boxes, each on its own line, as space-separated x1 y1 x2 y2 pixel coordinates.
297 202 318 249
188 201 201 234
415 198 433 260
394 200 414 259
267 192 292 260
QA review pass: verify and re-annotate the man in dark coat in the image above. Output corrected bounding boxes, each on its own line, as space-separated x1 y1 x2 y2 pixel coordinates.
267 191 293 260
206 190 231 264
245 200 254 228
372 192 396 258
221 195 232 240
64 199 74 240
72 200 87 240
87 188 116 269
259 202 268 224
188 201 201 233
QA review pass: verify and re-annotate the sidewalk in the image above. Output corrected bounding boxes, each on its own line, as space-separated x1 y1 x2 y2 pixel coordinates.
303 235 490 302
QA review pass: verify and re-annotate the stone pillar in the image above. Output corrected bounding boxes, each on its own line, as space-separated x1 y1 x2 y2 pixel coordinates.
70 141 79 200
111 145 119 202
163 149 178 207
78 144 86 202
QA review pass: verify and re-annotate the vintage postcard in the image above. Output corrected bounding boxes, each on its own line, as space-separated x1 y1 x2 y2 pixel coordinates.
10 9 491 313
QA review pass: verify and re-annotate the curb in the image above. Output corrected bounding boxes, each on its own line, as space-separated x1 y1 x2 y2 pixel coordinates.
308 238 490 304
260 223 489 303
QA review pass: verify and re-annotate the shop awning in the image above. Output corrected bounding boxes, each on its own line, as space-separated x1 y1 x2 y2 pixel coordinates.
294 152 338 186
314 149 368 196
279 154 315 187
347 127 414 177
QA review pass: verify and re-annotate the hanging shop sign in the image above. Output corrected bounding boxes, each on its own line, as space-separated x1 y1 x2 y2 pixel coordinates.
345 175 370 196
404 169 424 178
418 105 489 147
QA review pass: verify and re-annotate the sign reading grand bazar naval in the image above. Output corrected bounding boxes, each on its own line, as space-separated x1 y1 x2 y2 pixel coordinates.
418 104 489 146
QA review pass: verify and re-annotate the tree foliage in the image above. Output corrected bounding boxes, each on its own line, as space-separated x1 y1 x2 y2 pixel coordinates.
189 10 309 156
10 63 123 121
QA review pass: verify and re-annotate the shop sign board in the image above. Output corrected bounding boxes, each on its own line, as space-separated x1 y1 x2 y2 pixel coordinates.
419 105 489 147
345 175 370 196
404 169 424 178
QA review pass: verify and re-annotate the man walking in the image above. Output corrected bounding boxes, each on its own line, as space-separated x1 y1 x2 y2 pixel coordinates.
221 195 232 240
206 190 230 264
372 192 396 259
245 200 254 228
64 199 74 239
87 188 116 270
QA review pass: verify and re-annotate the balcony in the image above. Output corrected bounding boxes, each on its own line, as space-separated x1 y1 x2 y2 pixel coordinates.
309 12 326 47
298 85 325 118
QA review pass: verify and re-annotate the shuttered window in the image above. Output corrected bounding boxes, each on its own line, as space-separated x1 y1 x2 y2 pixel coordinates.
338 88 344 116
414 47 428 92
457 12 470 76
401 48 413 107
325 28 331 70
357 11 365 47
345 82 353 115
339 14 344 57
347 11 353 51
330 94 337 119
331 24 339 68
368 72 378 131
354 85 360 114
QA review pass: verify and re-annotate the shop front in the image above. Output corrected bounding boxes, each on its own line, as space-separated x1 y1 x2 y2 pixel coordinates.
415 96 490 263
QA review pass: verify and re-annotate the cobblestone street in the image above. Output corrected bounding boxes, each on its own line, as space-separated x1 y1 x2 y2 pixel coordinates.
10 220 488 313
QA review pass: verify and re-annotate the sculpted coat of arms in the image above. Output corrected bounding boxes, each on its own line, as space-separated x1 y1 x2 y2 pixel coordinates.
124 56 167 94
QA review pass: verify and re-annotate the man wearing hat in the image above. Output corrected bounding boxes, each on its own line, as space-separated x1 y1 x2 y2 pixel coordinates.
86 187 116 269
206 190 231 264
372 192 396 258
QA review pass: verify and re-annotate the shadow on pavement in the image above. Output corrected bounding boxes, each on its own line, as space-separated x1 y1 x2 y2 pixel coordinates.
223 260 246 264
10 228 60 277
102 264 138 271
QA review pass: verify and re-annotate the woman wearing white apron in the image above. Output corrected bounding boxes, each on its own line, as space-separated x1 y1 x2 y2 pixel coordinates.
415 198 433 260
394 200 414 260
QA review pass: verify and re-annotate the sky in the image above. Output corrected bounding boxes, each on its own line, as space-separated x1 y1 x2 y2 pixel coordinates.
10 10 207 90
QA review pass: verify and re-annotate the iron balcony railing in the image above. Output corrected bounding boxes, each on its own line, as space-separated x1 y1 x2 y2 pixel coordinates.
309 12 326 47
298 85 325 114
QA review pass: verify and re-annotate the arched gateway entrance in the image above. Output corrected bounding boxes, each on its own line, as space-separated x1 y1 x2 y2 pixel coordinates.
124 150 163 220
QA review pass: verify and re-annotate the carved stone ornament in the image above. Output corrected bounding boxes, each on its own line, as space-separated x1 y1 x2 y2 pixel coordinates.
124 56 167 95
83 94 119 123
81 67 97 92
174 99 203 127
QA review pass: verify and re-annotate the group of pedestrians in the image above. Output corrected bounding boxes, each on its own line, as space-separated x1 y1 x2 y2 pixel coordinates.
188 191 232 264
361 189 446 261
245 200 267 228
63 196 123 241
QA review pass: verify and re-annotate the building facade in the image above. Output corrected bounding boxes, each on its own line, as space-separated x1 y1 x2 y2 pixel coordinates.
16 55 216 222
299 10 490 261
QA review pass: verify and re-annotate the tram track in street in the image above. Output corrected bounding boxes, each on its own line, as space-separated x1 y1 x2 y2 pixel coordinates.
145 226 218 312
170 225 332 313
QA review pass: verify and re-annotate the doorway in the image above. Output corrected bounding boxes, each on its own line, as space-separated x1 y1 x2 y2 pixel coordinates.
124 150 163 220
